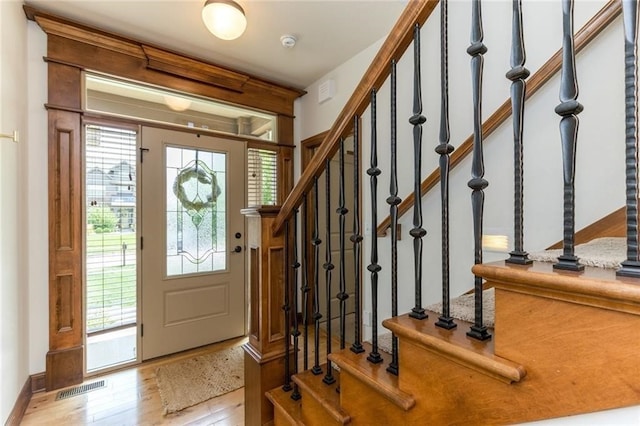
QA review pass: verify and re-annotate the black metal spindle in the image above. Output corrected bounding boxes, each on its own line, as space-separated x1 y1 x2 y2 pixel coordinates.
367 89 383 364
302 195 311 369
350 116 365 354
282 219 292 391
323 159 336 385
506 0 533 266
467 0 491 341
409 23 428 321
617 0 640 278
435 0 457 331
386 60 401 375
291 209 301 400
553 0 584 272
337 138 349 350
312 178 323 375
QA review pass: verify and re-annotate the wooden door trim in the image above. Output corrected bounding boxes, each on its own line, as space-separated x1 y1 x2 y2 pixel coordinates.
300 129 362 327
38 12 297 389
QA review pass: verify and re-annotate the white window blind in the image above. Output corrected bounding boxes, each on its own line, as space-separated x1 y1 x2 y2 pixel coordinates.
85 124 137 334
248 148 278 206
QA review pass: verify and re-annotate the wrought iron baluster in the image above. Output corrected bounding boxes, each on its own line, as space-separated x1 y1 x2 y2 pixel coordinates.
291 209 301 400
467 0 491 341
350 115 365 354
409 23 428 321
367 89 383 364
312 178 323 375
282 219 292 391
323 159 336 385
337 138 349 350
506 0 532 266
387 60 401 375
553 0 584 272
435 0 457 331
302 195 310 369
617 0 640 278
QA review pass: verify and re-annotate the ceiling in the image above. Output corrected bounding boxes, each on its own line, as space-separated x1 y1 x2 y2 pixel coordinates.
25 0 408 90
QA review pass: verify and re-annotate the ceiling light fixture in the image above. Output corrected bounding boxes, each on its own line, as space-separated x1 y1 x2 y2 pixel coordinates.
202 0 247 41
163 95 192 112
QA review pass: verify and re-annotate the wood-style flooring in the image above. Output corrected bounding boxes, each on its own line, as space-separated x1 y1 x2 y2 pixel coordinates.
21 325 342 425
22 337 248 426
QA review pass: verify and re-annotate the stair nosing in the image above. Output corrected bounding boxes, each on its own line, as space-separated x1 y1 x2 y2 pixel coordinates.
383 315 526 384
292 369 351 424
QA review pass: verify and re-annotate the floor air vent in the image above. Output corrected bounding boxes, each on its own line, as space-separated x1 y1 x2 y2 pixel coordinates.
55 380 106 400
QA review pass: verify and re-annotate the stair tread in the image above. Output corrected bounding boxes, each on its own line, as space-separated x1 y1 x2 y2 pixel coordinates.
383 312 526 384
293 367 351 424
329 343 415 411
266 386 303 426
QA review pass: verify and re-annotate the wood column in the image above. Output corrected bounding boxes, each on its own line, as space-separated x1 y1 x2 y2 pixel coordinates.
46 61 84 390
242 206 289 425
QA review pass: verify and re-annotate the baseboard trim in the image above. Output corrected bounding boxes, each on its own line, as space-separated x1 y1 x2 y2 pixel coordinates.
4 375 32 426
31 372 46 393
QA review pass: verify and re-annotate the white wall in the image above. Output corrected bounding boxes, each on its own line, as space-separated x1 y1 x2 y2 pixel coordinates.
26 19 49 376
1 0 30 422
0 4 48 421
365 0 625 325
299 0 625 334
296 37 385 142
296 0 637 423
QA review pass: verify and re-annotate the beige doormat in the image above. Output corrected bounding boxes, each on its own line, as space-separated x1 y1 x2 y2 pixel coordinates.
155 345 244 415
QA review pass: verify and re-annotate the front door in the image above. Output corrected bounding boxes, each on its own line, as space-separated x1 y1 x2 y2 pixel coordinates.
140 126 246 360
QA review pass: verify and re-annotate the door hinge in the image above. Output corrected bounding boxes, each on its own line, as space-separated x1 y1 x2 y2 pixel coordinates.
141 324 144 337
140 236 143 250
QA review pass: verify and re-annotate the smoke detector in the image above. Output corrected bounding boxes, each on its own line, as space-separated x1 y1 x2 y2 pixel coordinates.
280 35 297 49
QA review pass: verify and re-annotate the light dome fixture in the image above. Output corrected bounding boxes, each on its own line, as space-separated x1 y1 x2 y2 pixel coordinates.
163 95 192 112
202 0 247 41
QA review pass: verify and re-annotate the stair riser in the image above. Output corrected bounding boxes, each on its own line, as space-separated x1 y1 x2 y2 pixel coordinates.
299 393 344 426
338 371 407 425
273 405 298 426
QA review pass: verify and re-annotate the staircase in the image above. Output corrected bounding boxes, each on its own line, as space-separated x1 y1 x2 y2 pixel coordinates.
245 0 640 424
267 262 640 425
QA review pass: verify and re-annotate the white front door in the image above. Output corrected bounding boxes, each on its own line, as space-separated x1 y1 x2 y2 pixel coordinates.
140 126 246 360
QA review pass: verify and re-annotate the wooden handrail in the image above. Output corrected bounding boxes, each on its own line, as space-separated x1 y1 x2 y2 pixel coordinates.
272 0 440 235
376 0 622 237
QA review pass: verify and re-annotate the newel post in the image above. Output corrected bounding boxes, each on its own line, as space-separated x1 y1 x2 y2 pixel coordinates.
242 206 290 425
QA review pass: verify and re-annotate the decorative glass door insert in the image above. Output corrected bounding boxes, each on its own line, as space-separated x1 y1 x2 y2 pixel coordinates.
166 146 227 276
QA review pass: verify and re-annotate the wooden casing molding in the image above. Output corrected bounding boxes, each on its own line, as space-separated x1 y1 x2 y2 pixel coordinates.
24 5 305 116
26 4 301 391
46 62 84 391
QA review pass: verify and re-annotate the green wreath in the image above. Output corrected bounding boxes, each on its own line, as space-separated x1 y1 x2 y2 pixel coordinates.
173 162 220 213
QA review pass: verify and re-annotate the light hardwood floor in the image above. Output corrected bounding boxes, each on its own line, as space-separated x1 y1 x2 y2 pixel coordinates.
21 327 341 425
22 337 248 426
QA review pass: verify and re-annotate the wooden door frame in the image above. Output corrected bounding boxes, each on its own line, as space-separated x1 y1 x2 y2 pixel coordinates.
300 129 362 328
30 6 301 390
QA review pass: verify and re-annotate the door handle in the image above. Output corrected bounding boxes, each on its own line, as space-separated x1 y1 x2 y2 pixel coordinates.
231 245 242 253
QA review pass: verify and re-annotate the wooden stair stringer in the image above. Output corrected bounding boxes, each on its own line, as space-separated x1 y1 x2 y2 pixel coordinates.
383 314 526 384
329 343 415 411
265 387 303 426
292 368 351 425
